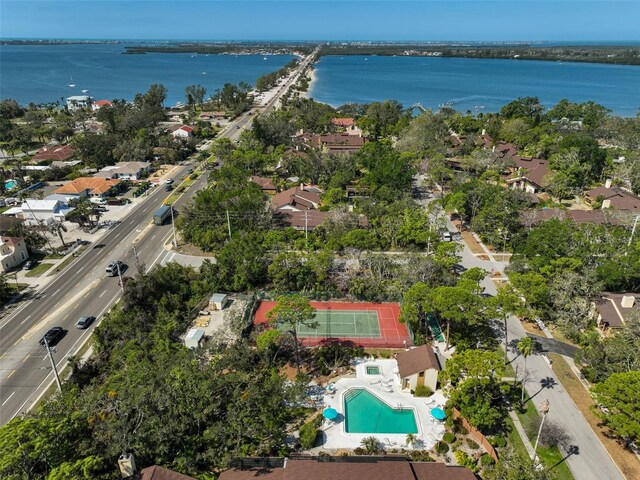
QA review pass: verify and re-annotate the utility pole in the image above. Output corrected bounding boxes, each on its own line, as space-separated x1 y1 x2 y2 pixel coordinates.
44 338 62 393
170 205 178 247
532 399 550 462
116 261 124 292
226 210 232 240
304 210 308 242
628 215 639 248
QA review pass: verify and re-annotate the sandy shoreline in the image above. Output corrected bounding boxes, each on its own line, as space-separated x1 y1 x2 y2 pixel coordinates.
303 66 317 99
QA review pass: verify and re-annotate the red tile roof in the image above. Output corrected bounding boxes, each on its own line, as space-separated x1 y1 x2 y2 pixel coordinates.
93 100 113 107
179 125 194 132
331 117 356 127
54 177 120 195
32 145 76 162
219 458 475 480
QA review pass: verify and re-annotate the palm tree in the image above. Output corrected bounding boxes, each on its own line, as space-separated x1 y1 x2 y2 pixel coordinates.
360 436 381 455
49 222 68 248
517 336 534 403
406 433 417 448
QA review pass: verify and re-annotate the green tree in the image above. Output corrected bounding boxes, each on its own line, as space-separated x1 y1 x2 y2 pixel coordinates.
266 295 317 373
517 336 534 402
592 371 640 447
184 84 207 107
491 285 525 364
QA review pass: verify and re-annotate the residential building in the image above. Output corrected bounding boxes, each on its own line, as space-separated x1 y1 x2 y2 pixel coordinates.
296 132 367 154
54 177 121 198
218 456 476 480
594 293 640 330
20 199 74 226
171 125 194 139
585 183 640 211
271 185 322 212
249 176 278 195
330 117 363 136
95 161 150 181
209 293 229 310
31 145 76 162
135 465 196 480
0 236 29 272
506 157 552 194
66 95 92 111
395 345 441 392
91 99 113 111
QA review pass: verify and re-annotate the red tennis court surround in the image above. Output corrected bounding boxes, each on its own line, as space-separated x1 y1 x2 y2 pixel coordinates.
254 301 411 348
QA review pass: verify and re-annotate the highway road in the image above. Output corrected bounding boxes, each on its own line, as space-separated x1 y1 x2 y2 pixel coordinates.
0 51 316 425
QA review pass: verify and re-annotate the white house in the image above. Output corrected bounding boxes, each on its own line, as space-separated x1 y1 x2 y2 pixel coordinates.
395 345 441 393
0 236 29 272
66 95 92 112
20 199 73 226
171 125 194 139
95 161 151 181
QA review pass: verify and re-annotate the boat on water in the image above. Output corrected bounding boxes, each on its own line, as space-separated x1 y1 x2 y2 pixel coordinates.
81 89 89 93
68 75 75 88
263 57 268 60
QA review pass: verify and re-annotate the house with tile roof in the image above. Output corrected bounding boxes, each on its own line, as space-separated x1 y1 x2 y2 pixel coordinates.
92 99 113 111
32 145 76 162
218 456 475 480
585 184 640 212
506 157 552 194
249 176 278 195
271 185 322 212
395 345 442 392
54 177 121 198
171 125 195 139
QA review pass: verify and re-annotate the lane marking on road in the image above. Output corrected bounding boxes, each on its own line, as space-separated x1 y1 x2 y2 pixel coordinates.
1 392 15 406
19 314 32 325
151 234 156 240
22 353 30 363
13 339 20 346
99 289 107 298
6 370 15 379
52 288 60 297
77 265 85 273
63 314 69 321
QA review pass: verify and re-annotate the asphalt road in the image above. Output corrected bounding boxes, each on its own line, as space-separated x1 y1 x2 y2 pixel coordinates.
0 52 315 425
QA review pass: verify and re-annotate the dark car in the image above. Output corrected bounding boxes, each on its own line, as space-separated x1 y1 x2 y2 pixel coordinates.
75 316 95 329
23 260 37 270
39 327 64 347
165 184 173 192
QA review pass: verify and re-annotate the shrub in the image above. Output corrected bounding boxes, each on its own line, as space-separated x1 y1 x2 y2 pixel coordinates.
353 447 365 455
480 453 495 467
490 435 506 448
454 451 479 473
466 439 479 450
442 432 456 444
299 417 320 449
414 385 434 397
435 441 449 454
409 450 434 462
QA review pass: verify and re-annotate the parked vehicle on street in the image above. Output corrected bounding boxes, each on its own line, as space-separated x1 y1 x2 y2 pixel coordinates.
39 327 64 346
153 205 172 225
165 184 173 192
106 260 124 277
75 316 95 329
165 178 174 184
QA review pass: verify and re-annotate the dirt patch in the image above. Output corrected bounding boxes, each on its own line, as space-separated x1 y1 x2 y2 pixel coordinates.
460 231 486 255
520 319 544 335
176 241 214 257
548 353 640 479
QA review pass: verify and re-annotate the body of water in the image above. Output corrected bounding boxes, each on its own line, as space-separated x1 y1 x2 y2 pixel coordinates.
309 55 640 116
0 44 295 106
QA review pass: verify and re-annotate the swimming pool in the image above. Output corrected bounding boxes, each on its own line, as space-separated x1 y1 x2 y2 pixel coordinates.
344 388 418 434
365 365 380 375
4 180 17 190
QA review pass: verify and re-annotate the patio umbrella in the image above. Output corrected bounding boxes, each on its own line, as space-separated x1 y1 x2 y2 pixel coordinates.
430 407 446 421
323 407 338 421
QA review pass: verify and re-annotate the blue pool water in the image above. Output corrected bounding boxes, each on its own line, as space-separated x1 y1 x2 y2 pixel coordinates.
344 388 418 434
4 180 17 190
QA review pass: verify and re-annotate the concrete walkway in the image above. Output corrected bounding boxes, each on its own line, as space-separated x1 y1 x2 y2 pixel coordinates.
444 216 624 480
508 410 537 459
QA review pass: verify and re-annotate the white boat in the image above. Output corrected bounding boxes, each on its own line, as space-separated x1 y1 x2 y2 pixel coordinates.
68 75 75 88
263 57 268 60
81 89 89 93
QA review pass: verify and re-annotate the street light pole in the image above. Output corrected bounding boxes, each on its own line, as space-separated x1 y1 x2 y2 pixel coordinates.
170 205 178 247
628 215 639 248
132 244 141 273
116 262 124 292
44 338 62 393
532 399 550 462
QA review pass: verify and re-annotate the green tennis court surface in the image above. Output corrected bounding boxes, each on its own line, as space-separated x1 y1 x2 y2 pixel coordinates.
294 310 381 338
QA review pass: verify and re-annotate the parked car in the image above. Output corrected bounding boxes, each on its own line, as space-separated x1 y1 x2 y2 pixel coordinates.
75 316 96 329
23 260 37 270
165 184 173 192
39 327 64 347
441 231 452 242
105 260 125 277
165 178 174 184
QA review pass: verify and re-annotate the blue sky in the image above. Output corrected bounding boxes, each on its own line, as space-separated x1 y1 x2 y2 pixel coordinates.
1 1 639 41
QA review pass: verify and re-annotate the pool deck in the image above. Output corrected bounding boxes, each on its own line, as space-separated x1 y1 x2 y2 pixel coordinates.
320 359 448 450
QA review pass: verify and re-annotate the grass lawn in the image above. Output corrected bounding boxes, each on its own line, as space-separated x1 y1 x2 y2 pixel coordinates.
45 247 85 277
25 262 54 277
504 414 531 461
44 252 65 260
548 353 639 479
515 400 575 480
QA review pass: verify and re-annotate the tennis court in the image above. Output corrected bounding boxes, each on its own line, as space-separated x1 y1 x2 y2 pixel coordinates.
254 301 410 348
